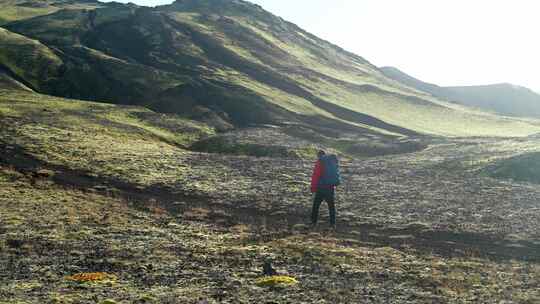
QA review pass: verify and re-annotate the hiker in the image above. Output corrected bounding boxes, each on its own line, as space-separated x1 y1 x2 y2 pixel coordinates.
310 150 340 228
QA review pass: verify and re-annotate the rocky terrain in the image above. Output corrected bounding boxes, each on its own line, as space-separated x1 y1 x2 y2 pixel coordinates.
1 90 540 303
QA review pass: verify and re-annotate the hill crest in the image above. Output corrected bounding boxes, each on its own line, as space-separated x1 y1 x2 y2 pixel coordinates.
1 0 540 137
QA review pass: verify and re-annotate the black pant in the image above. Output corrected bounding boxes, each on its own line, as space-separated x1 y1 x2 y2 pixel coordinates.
311 188 336 225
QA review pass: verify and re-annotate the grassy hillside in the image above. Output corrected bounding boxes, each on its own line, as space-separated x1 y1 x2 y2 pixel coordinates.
0 0 59 25
0 0 105 25
0 65 32 90
1 0 539 138
0 27 62 90
382 66 540 119
0 89 214 162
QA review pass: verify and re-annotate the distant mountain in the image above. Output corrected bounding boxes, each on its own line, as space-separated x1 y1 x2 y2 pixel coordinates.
1 0 539 137
379 66 445 97
381 66 540 119
444 84 540 118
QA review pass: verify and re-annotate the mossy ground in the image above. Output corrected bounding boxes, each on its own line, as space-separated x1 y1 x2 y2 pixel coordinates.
1 165 540 303
483 152 540 184
1 90 540 303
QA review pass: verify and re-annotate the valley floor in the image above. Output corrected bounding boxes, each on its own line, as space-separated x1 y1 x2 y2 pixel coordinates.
1 92 540 303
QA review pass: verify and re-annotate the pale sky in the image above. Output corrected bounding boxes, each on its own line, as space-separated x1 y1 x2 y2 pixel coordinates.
106 0 540 91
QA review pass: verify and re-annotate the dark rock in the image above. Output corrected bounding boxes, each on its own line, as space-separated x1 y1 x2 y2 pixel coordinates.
6 238 25 248
262 260 277 276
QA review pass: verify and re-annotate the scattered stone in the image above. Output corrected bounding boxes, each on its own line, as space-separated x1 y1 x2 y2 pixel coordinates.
270 210 287 217
388 234 415 240
406 222 431 231
36 169 55 178
85 172 99 178
505 243 526 248
292 223 308 231
262 261 277 276
93 185 108 192
350 230 362 236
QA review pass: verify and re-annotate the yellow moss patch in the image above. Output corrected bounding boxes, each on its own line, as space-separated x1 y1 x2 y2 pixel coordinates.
66 272 116 283
256 275 298 287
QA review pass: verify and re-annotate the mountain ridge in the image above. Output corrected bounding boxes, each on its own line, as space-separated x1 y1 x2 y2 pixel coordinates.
381 66 540 119
1 0 540 138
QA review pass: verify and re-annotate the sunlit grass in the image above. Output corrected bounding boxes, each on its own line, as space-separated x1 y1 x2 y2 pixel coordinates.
0 90 217 188
0 28 62 89
299 77 540 137
0 5 58 25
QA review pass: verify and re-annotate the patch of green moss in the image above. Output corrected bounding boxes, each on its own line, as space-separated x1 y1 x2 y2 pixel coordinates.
484 152 540 184
290 146 318 160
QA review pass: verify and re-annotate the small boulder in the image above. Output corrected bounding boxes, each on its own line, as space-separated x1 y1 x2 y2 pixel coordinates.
6 238 25 248
262 261 277 276
36 169 55 178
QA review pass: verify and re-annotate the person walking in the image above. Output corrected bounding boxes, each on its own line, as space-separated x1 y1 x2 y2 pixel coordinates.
310 150 340 229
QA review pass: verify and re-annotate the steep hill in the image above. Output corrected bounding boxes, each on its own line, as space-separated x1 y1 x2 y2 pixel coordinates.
0 65 32 91
1 0 540 137
381 66 540 119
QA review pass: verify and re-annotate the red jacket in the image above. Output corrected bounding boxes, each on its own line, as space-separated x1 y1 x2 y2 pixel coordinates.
311 159 334 192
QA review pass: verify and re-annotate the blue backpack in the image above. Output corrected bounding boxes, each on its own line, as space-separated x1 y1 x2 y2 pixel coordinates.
319 154 341 186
